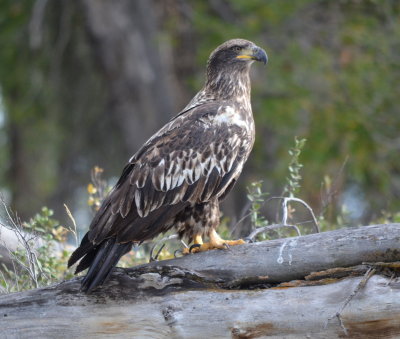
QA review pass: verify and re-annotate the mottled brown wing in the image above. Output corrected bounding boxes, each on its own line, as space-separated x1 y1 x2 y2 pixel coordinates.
87 103 248 244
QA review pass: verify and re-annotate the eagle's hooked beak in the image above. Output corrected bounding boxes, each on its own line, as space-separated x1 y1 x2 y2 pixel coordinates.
236 46 268 65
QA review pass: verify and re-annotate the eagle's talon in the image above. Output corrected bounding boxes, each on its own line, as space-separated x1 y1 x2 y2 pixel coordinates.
189 243 202 253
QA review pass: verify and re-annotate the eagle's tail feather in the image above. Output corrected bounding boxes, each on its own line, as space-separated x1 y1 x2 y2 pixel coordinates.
67 232 92 269
80 237 132 293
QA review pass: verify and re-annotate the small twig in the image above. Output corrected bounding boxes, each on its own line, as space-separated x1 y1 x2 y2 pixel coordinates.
339 268 376 314
0 194 41 290
11 258 19 291
268 196 320 233
325 267 376 335
281 198 289 225
387 273 396 286
319 156 348 217
150 244 165 262
63 204 79 246
336 313 348 336
149 234 181 262
230 201 252 236
362 261 400 268
246 223 301 241
0 270 9 293
286 197 319 233
180 239 189 248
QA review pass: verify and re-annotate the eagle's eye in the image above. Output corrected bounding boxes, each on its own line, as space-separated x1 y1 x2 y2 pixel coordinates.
231 46 242 52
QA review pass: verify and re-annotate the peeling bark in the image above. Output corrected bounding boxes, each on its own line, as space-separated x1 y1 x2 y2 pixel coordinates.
1 224 400 338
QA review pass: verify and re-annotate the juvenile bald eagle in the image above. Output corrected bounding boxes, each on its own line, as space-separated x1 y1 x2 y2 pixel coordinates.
68 39 267 292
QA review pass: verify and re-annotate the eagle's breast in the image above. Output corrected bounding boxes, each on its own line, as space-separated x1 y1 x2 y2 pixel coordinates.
214 103 255 151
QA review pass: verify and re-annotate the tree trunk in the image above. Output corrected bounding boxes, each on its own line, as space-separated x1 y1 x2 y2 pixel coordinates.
1 224 400 338
82 0 182 151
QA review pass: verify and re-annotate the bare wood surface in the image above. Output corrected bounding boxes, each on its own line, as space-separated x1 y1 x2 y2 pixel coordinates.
1 224 400 338
141 223 400 287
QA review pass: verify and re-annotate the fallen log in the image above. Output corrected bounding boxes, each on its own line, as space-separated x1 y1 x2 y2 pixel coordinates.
142 223 400 287
1 224 400 338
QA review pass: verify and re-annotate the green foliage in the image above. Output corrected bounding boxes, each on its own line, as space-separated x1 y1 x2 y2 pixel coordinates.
374 211 400 225
247 181 269 229
283 137 306 198
247 137 346 238
317 205 351 233
0 205 74 293
28 207 60 235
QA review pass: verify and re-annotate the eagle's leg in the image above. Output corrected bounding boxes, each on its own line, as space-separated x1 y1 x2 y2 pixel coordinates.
176 200 245 254
188 229 245 253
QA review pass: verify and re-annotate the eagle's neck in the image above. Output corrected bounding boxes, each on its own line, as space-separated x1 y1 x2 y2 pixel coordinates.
206 67 254 138
180 67 252 114
205 69 251 105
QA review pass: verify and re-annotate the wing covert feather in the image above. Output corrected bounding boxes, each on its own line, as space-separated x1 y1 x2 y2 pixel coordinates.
89 103 251 243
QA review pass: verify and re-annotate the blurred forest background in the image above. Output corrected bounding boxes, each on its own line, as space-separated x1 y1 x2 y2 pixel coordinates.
0 0 399 239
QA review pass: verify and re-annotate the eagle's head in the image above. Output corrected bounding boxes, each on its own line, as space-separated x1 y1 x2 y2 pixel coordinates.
204 39 267 99
207 39 267 76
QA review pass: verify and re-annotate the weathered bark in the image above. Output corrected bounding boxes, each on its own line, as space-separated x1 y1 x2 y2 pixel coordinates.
142 223 400 287
1 224 400 338
1 275 399 338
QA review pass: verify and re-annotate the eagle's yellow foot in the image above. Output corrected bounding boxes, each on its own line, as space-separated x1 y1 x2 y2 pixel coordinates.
183 230 245 254
190 239 246 253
